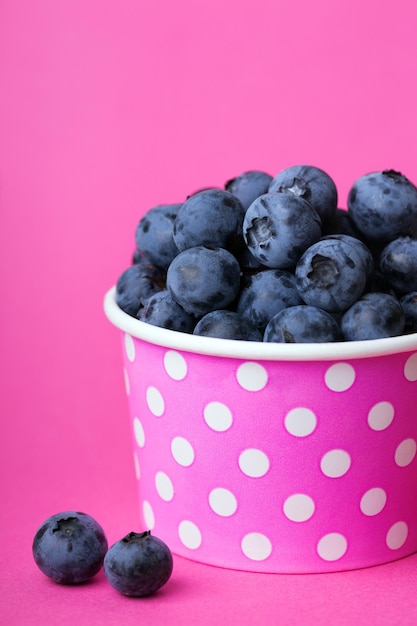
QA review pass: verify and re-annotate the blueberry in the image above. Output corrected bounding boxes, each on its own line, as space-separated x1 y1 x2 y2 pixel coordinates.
236 269 302 332
32 512 108 585
263 305 342 343
193 310 262 341
137 290 196 333
173 189 245 252
166 246 241 317
347 170 417 242
268 164 338 223
225 170 273 209
295 238 368 312
243 192 322 269
400 292 417 333
103 531 173 597
379 236 417 295
115 263 165 317
135 204 181 270
321 233 374 281
341 292 405 340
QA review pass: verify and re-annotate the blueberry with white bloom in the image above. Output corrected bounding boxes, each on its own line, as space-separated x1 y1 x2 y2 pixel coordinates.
264 305 342 343
341 292 405 340
268 164 338 223
243 192 322 269
347 169 417 242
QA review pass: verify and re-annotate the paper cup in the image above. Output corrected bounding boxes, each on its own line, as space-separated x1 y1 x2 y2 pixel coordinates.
104 286 417 573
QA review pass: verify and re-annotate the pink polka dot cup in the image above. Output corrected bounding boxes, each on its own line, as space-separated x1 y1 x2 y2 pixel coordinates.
104 286 417 573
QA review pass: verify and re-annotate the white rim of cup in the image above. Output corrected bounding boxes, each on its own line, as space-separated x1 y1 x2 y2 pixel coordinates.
104 286 417 362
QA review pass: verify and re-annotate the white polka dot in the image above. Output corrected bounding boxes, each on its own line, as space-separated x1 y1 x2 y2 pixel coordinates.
360 487 387 516
241 532 272 561
171 436 195 467
133 417 145 448
178 520 202 549
324 362 356 392
142 500 155 530
208 488 238 517
368 401 395 431
386 521 408 550
146 386 165 417
164 350 188 380
395 438 417 467
284 407 317 437
317 533 348 561
133 451 140 480
238 448 270 478
203 401 233 432
123 367 130 396
124 333 135 362
155 471 174 501
404 353 417 381
320 449 351 478
236 362 268 391
283 494 315 522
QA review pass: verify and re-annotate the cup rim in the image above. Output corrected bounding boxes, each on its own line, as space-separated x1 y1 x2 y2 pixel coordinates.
104 286 417 361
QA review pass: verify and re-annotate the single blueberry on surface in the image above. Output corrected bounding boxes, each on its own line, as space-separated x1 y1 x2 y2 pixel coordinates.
32 512 108 585
225 170 273 209
166 246 241 317
173 189 245 252
295 238 368 312
116 263 165 318
137 290 196 333
341 292 405 341
268 164 338 223
400 292 417 333
103 531 173 597
379 236 417 295
347 170 417 242
236 269 302 332
135 203 181 270
193 310 262 341
243 192 322 269
263 305 342 343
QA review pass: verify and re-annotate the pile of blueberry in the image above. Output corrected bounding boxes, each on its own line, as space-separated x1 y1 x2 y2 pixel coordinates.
32 511 173 597
116 166 417 342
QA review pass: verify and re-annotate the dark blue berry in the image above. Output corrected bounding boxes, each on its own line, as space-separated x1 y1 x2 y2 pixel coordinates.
115 263 164 317
263 305 342 343
400 292 417 333
268 164 338 223
173 189 245 252
225 170 273 209
379 236 417 295
295 238 368 312
135 204 181 270
166 246 241 317
347 170 417 242
236 269 302 332
137 290 196 333
341 292 405 340
243 192 322 269
103 531 173 597
193 310 262 341
32 512 108 585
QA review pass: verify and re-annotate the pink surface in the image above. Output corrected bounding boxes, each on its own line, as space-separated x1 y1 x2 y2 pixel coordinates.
2 0 417 623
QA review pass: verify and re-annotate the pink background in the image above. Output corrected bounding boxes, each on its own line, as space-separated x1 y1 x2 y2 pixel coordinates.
1 0 417 624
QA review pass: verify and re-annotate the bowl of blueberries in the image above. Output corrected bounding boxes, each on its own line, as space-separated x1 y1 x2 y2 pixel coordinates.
104 165 417 573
